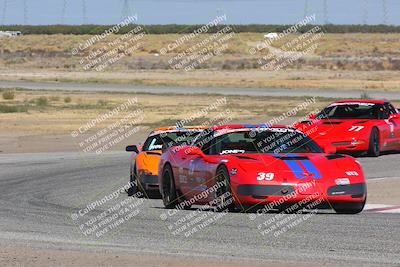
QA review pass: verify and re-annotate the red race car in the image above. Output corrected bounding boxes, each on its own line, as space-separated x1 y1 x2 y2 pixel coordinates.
158 124 367 214
295 100 400 157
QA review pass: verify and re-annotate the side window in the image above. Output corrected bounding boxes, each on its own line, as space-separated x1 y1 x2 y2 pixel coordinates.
202 134 223 155
201 138 214 155
385 103 397 115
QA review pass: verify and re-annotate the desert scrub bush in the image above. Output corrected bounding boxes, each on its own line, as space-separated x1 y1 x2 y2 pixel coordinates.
64 96 72 103
97 100 108 107
2 90 15 100
0 104 28 113
49 96 60 101
36 96 48 106
360 92 371 99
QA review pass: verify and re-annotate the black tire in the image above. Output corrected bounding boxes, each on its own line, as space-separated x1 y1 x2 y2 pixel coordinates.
161 164 179 209
127 165 139 197
368 128 380 157
332 199 366 214
215 166 236 212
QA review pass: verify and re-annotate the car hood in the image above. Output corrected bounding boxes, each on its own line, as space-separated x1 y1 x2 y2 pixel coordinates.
303 119 375 137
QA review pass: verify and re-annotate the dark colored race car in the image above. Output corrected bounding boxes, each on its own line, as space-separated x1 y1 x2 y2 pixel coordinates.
125 126 205 198
158 124 367 214
295 100 400 157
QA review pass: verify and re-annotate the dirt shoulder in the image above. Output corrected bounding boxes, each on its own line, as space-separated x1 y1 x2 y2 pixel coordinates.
0 245 326 267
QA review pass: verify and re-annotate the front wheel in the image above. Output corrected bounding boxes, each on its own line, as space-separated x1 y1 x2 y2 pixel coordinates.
161 164 179 209
332 199 366 214
127 165 139 196
368 128 380 157
215 166 236 212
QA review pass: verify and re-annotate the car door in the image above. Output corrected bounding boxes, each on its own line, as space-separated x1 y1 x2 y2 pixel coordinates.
385 103 400 148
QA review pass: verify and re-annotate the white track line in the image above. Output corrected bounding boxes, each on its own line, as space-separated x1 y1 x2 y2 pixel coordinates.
364 204 400 213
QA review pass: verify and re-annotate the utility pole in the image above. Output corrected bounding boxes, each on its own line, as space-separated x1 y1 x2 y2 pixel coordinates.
323 0 328 24
304 0 309 18
23 0 28 24
362 0 368 25
1 0 8 25
121 0 132 20
61 0 67 24
82 0 87 24
382 0 388 24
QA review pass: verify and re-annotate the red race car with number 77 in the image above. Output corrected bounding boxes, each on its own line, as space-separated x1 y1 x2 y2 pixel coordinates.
295 100 400 157
158 124 367 214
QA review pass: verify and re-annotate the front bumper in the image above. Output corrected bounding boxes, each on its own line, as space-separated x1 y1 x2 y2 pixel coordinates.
316 138 369 153
234 183 366 207
138 174 159 191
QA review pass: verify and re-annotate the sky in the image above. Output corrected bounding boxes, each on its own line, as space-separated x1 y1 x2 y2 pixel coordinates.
1 0 399 25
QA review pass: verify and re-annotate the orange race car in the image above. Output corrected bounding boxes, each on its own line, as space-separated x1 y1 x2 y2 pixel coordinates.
125 126 206 198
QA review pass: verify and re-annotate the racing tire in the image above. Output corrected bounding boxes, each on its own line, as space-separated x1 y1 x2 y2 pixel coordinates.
215 166 236 212
161 164 179 209
127 165 140 197
332 199 366 214
368 128 380 157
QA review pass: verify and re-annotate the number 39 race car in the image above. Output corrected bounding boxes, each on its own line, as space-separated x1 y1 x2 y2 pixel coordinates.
158 124 367 214
295 100 400 157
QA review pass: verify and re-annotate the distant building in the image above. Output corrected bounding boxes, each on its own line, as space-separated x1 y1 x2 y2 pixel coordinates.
0 31 22 37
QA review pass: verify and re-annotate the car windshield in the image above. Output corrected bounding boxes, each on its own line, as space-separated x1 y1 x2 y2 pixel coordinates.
206 129 323 155
318 103 385 119
142 131 200 151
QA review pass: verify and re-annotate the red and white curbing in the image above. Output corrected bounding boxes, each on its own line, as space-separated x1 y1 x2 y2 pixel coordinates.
363 204 400 214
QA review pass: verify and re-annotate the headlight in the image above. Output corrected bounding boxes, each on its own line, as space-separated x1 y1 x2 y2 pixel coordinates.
335 178 350 185
351 138 365 145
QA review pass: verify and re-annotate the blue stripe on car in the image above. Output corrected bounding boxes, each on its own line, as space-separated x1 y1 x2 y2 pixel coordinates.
300 160 322 179
284 160 304 179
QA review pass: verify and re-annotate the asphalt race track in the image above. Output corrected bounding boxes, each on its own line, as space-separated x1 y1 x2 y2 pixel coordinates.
0 152 399 266
1 80 400 100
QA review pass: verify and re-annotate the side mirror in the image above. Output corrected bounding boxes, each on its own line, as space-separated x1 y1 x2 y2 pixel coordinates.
389 113 400 120
126 145 139 153
324 145 336 154
309 113 317 120
186 146 204 157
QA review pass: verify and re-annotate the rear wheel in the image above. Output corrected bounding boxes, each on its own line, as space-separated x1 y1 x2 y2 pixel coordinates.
332 199 366 214
215 166 236 212
368 128 380 157
161 164 179 209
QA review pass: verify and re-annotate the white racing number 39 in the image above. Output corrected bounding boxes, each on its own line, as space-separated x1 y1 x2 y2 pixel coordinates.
257 172 275 181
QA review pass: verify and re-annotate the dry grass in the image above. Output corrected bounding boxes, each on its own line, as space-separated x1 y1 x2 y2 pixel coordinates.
0 89 341 135
1 33 400 57
1 33 400 91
